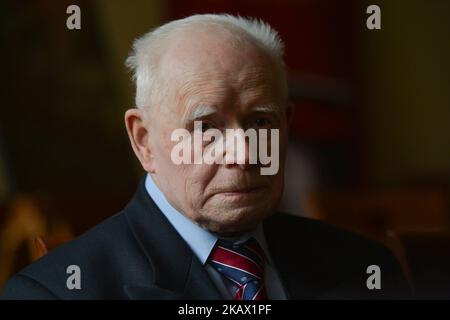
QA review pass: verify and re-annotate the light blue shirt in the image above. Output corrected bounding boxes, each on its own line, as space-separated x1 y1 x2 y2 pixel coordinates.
145 174 287 299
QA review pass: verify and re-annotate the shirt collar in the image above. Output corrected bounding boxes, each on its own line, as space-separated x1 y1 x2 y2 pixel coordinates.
144 174 271 265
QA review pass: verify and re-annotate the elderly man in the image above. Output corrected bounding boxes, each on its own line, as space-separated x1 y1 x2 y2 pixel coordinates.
2 14 409 300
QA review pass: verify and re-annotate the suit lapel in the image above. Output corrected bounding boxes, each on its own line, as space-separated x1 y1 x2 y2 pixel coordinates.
123 178 222 300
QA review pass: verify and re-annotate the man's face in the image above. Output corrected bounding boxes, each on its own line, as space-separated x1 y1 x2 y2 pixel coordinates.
144 29 290 234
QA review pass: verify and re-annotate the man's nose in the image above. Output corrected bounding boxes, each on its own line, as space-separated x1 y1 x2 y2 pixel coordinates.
223 128 258 170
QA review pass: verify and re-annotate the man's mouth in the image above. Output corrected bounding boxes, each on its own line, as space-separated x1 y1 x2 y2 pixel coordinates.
219 186 268 196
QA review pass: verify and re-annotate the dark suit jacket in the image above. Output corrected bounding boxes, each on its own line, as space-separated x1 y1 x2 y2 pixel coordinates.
2 178 410 299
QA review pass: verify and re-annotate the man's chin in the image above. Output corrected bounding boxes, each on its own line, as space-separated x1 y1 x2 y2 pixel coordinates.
198 207 275 235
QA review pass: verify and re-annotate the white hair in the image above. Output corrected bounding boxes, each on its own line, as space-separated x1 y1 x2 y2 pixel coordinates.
125 14 286 108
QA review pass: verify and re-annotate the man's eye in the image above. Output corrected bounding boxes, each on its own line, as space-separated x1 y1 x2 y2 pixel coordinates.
202 122 213 131
250 117 272 128
194 121 215 132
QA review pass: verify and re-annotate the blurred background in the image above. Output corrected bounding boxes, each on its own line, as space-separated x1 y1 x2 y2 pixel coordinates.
1 0 449 298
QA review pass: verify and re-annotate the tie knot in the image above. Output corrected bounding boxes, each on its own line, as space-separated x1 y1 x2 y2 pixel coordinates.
210 237 266 283
208 237 268 300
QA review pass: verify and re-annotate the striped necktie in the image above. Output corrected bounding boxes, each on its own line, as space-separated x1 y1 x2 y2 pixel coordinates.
208 237 268 300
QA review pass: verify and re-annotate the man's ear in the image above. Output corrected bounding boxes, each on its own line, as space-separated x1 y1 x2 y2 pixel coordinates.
124 108 156 173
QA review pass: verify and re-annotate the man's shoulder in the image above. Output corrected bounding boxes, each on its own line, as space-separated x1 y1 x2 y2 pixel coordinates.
268 212 395 263
265 212 410 298
2 211 147 299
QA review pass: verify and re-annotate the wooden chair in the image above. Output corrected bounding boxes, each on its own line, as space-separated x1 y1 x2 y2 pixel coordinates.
33 233 74 261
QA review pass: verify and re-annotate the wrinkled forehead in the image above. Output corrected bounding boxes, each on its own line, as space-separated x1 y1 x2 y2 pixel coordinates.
156 25 285 117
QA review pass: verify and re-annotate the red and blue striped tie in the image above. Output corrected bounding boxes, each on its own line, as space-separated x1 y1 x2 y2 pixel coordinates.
208 237 268 300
